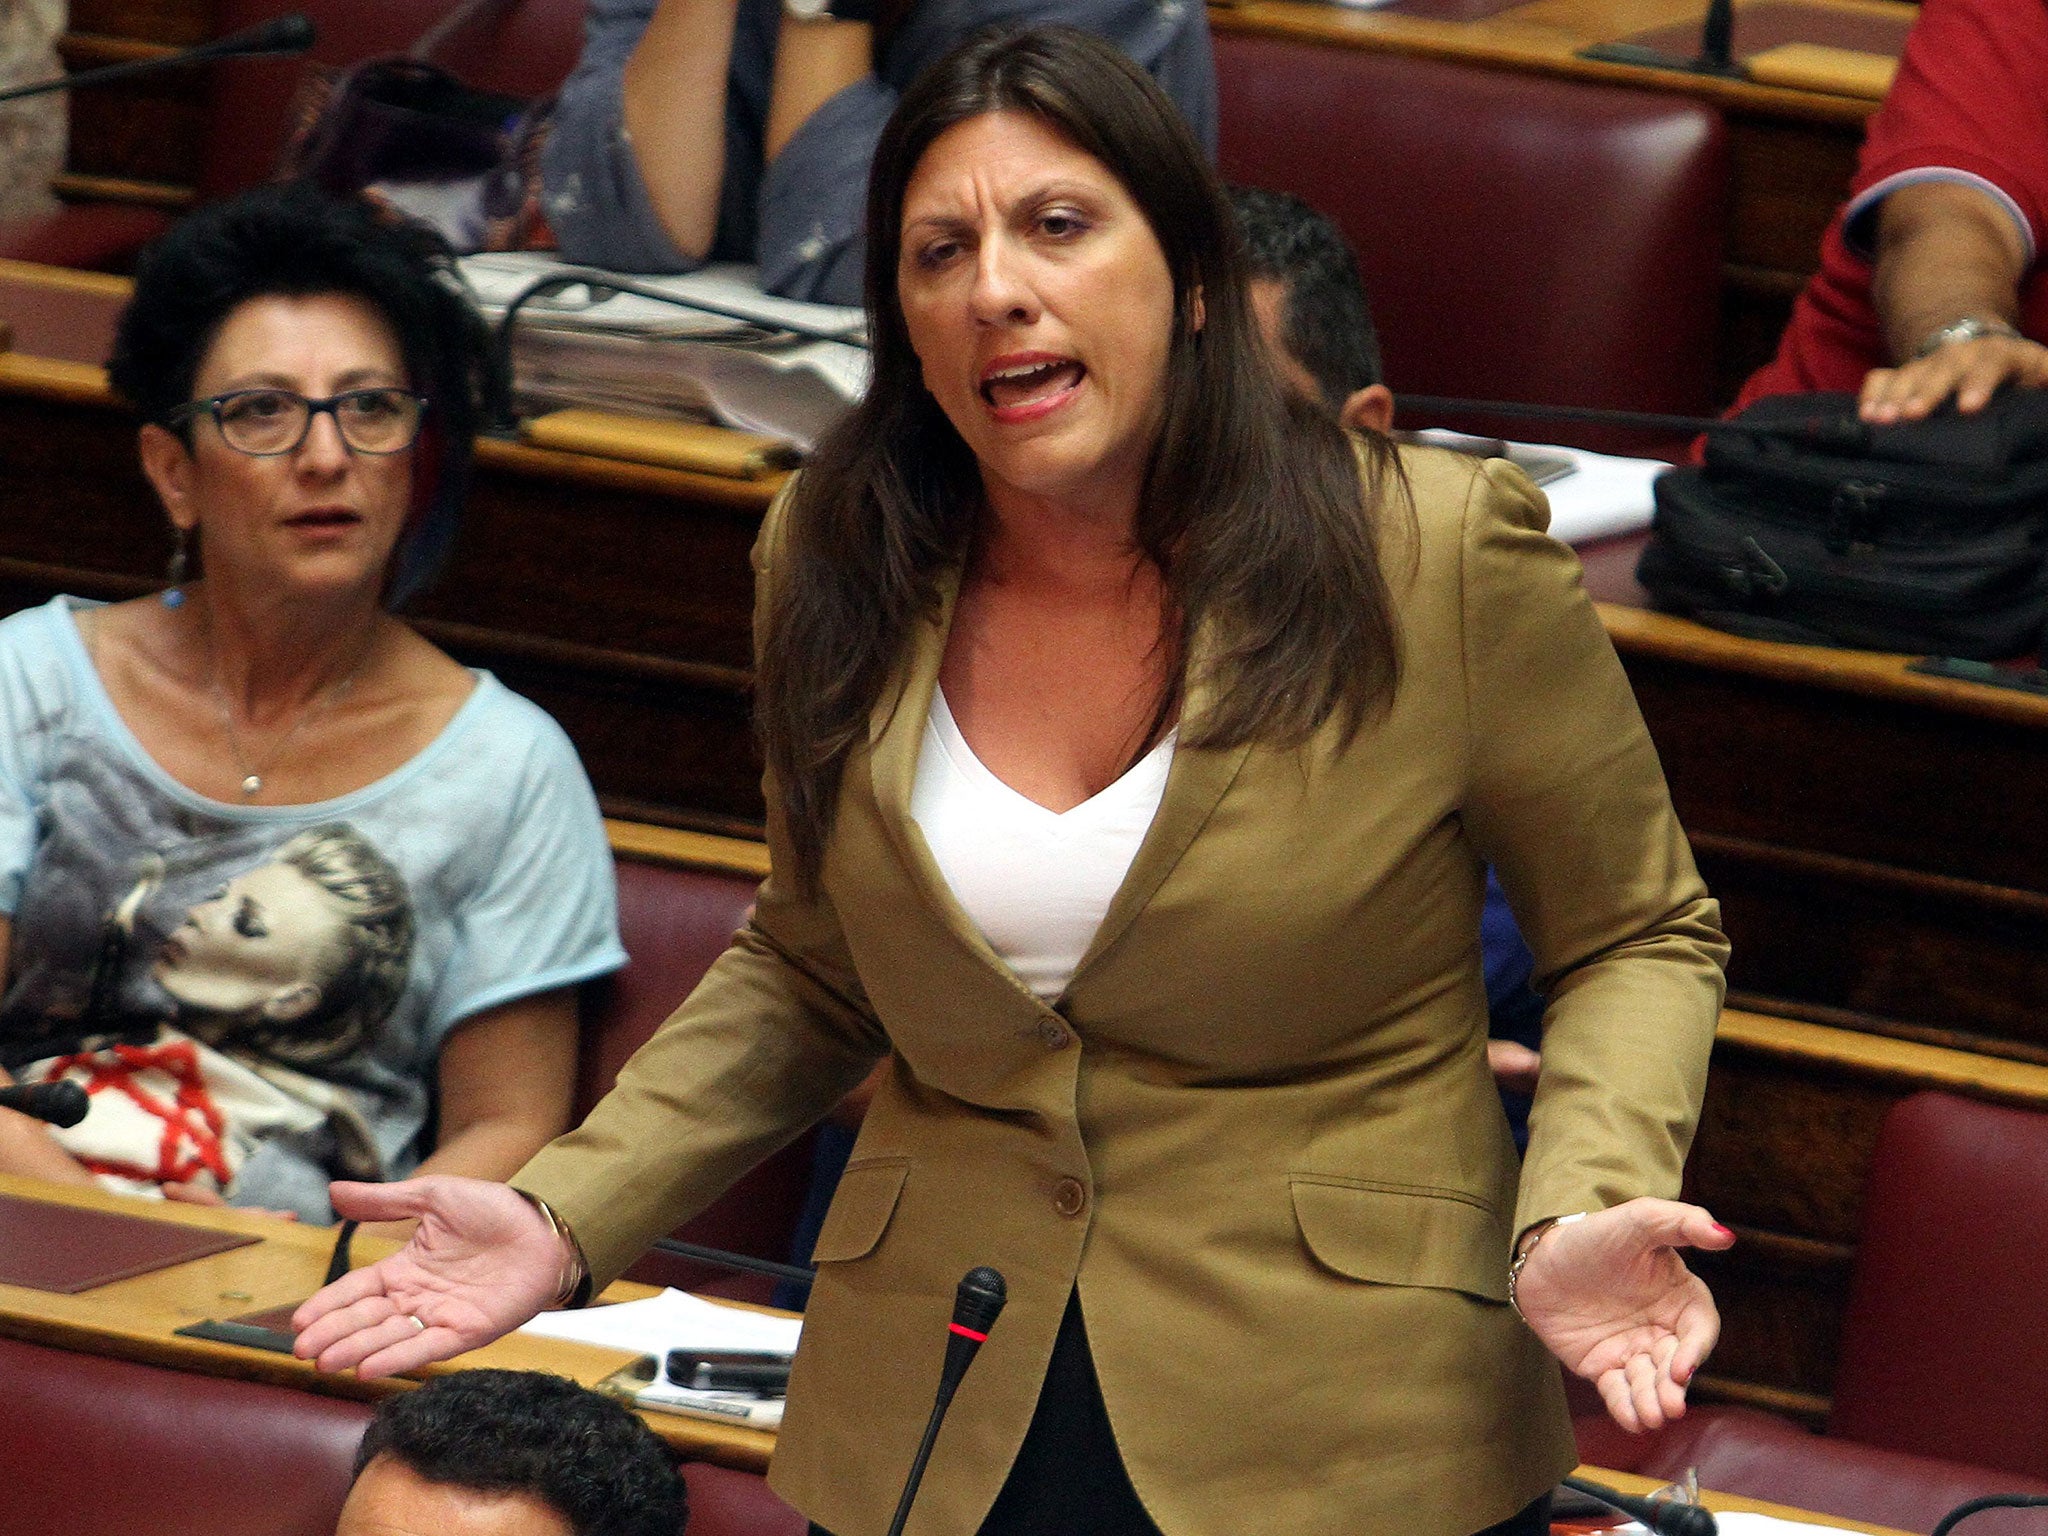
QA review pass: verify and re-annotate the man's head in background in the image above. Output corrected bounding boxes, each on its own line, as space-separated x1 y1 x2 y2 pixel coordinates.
338 1370 685 1536
1230 185 1394 434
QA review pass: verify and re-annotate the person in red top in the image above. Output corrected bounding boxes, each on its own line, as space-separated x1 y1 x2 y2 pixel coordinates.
1733 0 2048 425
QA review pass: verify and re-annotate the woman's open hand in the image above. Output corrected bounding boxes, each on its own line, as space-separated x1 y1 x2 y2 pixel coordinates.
1511 1198 1734 1433
291 1176 564 1380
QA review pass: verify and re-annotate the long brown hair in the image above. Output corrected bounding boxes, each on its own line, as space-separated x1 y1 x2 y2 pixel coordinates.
758 25 1407 890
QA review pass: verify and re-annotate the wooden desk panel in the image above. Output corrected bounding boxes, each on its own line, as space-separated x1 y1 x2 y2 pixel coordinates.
0 1173 777 1470
1605 616 2048 1062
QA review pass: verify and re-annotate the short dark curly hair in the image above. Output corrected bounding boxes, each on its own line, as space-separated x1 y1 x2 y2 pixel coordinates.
350 1371 685 1536
1228 185 1383 409
106 180 502 607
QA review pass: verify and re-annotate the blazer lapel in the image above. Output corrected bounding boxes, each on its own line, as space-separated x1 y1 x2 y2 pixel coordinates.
1065 662 1252 992
864 569 1031 985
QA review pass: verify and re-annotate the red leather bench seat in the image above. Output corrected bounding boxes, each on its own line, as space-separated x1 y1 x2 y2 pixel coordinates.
0 1334 373 1536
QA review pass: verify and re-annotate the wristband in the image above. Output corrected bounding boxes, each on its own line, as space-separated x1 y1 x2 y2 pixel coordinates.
1915 315 2023 359
1507 1210 1586 1320
518 1190 592 1309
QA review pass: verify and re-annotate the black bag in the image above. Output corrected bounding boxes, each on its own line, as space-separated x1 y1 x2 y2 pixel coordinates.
274 0 551 251
1637 390 2048 658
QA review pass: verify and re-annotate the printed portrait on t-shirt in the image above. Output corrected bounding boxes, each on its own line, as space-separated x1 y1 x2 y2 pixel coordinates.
1 822 414 1196
1 819 414 1070
153 824 415 1068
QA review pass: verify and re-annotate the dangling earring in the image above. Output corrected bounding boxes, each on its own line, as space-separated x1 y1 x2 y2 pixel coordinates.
161 527 189 609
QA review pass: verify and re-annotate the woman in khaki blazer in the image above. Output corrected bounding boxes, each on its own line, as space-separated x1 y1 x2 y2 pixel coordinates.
298 27 1732 1536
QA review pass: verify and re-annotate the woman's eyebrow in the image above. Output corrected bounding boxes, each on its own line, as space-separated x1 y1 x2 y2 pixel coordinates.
210 365 405 393
905 178 1109 233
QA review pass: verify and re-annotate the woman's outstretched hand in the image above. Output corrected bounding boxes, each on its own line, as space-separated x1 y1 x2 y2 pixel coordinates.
291 1176 565 1380
1512 1198 1734 1433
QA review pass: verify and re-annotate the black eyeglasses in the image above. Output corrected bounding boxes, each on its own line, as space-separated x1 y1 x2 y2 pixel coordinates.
168 387 429 456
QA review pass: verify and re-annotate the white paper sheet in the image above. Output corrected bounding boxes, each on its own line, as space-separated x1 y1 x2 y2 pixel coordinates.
1406 428 1668 545
517 1287 801 1358
1714 1511 1874 1536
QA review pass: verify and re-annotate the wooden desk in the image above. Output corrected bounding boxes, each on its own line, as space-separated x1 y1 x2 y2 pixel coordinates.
0 1173 778 1470
1210 0 1914 397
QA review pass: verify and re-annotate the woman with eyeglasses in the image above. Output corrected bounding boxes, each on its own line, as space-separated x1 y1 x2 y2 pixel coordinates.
0 183 624 1225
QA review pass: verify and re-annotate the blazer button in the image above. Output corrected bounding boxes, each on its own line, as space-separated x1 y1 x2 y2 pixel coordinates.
1038 1019 1070 1049
1052 1177 1088 1217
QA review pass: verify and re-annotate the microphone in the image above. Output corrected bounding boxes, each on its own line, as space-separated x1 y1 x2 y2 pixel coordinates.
0 1080 90 1129
0 14 316 106
885 1266 1008 1536
1578 0 1742 78
1562 1476 1719 1536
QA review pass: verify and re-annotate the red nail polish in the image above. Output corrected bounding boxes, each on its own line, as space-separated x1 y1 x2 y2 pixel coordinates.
1711 1222 1734 1238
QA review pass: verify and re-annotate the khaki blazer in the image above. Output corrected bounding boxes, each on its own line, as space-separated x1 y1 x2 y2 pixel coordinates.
518 446 1728 1536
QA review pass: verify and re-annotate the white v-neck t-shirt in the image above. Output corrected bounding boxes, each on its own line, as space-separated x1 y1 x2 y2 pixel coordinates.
909 689 1174 1003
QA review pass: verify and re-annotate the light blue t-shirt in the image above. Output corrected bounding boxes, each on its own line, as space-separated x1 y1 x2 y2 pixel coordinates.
0 596 626 1222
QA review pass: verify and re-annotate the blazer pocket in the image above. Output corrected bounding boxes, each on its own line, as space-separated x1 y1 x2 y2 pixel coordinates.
807 1156 911 1264
1289 1175 1510 1303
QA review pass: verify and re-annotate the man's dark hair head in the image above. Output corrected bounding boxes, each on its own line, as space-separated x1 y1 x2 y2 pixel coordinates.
351 1371 685 1536
1229 185 1383 406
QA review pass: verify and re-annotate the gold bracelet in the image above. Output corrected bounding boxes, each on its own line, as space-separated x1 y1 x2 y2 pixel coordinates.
1507 1210 1586 1320
517 1190 592 1309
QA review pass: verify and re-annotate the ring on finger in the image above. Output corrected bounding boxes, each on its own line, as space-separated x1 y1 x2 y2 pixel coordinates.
402 1312 426 1334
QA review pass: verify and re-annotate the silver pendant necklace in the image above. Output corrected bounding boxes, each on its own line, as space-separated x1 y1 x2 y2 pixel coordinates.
207 626 372 801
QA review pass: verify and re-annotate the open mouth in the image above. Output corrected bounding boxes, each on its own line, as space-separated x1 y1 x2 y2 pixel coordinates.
980 358 1085 413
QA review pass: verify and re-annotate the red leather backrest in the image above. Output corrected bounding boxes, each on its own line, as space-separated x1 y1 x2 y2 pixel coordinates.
0 1335 371 1536
578 857 763 1120
1215 35 1727 453
1829 1091 2048 1477
196 0 590 201
591 856 820 1304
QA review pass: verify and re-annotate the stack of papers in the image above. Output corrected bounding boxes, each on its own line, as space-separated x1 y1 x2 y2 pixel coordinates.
519 1288 800 1428
460 254 870 454
1405 427 1668 545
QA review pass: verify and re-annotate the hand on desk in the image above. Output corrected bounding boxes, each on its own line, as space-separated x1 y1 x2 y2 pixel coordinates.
291 1176 559 1379
1513 1198 1733 1435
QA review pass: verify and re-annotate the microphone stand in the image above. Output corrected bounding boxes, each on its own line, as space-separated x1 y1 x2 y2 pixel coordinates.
0 15 317 106
1580 0 1744 78
886 1267 1008 1536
